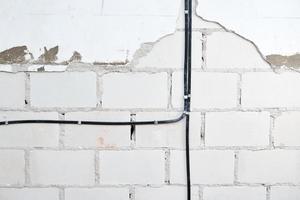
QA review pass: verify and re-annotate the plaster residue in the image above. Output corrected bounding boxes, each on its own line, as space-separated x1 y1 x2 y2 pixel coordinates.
38 46 59 63
266 54 300 68
0 46 32 64
69 51 82 63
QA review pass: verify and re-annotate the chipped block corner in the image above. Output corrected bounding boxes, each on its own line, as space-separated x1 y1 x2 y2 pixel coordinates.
0 0 300 200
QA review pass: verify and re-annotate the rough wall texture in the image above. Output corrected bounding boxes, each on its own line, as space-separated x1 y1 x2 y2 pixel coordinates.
0 0 300 200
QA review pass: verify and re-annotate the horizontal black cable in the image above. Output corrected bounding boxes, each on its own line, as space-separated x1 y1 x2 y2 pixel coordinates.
0 113 185 126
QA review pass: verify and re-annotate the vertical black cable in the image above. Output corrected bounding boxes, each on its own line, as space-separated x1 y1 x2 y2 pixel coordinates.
184 0 192 200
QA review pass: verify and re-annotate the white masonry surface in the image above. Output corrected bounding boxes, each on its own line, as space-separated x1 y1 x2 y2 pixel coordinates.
0 0 300 200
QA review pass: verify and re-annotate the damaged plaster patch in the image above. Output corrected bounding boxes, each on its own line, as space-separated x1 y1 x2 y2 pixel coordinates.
69 51 82 63
131 31 202 68
196 0 300 68
38 46 59 63
0 46 32 64
266 54 300 68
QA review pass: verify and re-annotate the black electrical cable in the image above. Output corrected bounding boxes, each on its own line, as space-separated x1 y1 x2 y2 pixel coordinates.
184 0 192 199
0 1 192 199
0 114 185 126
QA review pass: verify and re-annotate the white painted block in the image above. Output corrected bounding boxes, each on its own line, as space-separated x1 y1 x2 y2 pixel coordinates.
0 150 25 185
206 32 269 69
170 150 234 184
238 150 300 184
30 72 97 107
99 150 165 184
30 150 95 185
242 72 300 108
0 73 25 108
135 31 202 68
135 112 201 148
271 186 300 200
102 73 168 109
172 72 238 109
205 112 270 146
0 112 59 147
65 111 131 148
273 112 300 146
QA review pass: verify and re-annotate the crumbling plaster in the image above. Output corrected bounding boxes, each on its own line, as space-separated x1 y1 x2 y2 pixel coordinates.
196 0 300 68
1 0 298 71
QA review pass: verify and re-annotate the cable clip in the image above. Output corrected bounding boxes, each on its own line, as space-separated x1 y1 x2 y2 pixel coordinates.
184 94 191 99
184 10 189 14
5 121 8 125
77 121 82 125
183 111 190 115
154 120 158 125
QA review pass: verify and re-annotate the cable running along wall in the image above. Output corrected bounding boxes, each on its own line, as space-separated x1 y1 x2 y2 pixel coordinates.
0 0 193 199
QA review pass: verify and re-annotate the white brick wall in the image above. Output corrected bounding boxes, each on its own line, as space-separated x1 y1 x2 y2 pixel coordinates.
270 186 300 200
242 72 300 108
102 73 168 109
135 112 201 148
0 73 25 108
64 111 131 148
205 112 270 146
203 187 266 200
273 112 300 146
172 72 238 109
99 150 165 184
30 150 95 185
0 0 299 198
238 150 300 184
0 112 59 147
135 31 202 68
205 32 269 69
30 72 97 107
170 150 234 184
0 150 25 185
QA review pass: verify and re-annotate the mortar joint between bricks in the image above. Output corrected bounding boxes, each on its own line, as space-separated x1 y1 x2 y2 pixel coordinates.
95 150 100 185
129 186 135 200
164 149 171 184
24 72 31 108
58 113 66 150
201 32 207 70
24 149 31 186
200 113 206 147
233 151 239 185
59 187 65 200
